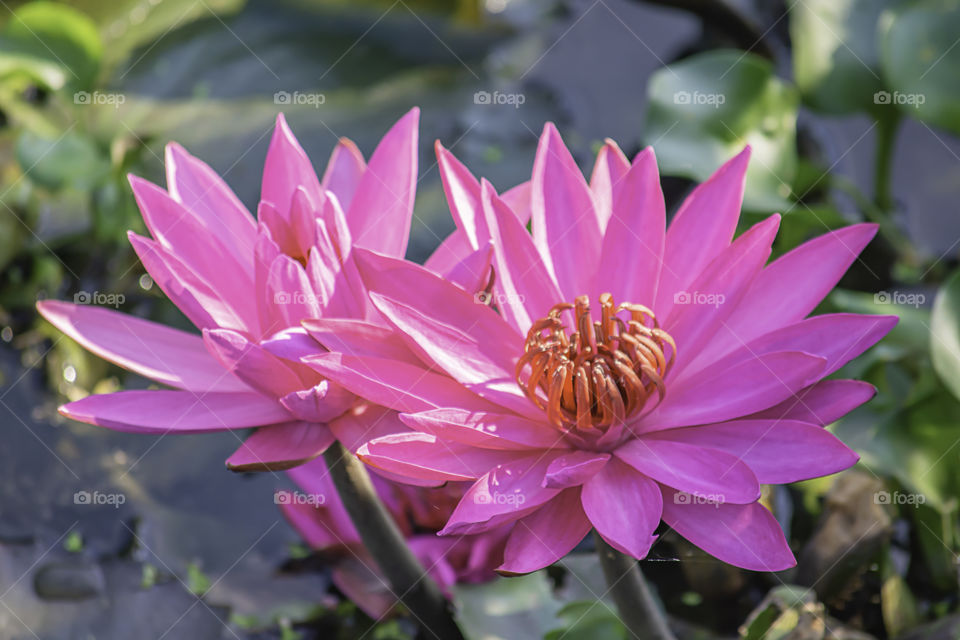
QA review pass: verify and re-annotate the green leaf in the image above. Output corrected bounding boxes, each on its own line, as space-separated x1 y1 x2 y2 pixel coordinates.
880 0 960 135
0 2 102 92
16 130 109 191
789 0 891 115
644 50 799 212
185 562 211 596
452 572 562 640
931 269 960 404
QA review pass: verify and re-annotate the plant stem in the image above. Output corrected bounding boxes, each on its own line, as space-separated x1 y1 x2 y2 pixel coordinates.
873 113 901 213
322 441 464 640
594 532 677 640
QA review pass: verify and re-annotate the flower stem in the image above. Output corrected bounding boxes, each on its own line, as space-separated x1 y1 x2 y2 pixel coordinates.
593 532 676 640
873 112 901 213
322 441 464 639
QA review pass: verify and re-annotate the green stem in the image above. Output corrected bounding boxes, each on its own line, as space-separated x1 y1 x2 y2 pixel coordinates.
322 441 464 640
873 113 901 213
594 532 677 640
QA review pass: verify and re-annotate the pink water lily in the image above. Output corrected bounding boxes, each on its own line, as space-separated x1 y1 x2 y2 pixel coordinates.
305 124 896 574
280 460 508 617
38 109 490 471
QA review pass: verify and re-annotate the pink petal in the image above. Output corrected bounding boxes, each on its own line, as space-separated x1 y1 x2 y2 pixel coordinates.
265 254 321 329
280 501 349 550
259 327 324 364
279 381 356 423
697 224 879 362
400 409 567 451
128 232 250 333
589 139 631 231
581 458 661 559
436 140 485 249
645 351 827 431
321 137 366 212
498 488 590 575
61 390 290 433
346 108 419 257
442 453 562 535
261 113 322 213
666 215 780 375
647 419 858 484
442 242 493 295
531 123 601 298
615 438 760 504
226 420 334 471
655 147 750 318
304 352 494 414
482 179 563 334
708 313 897 378
358 432 524 484
301 317 422 366
203 328 305 397
36 300 247 393
329 404 409 454
595 147 664 305
660 488 796 572
164 142 257 261
369 293 536 419
501 180 532 225
749 380 876 425
424 230 474 275
543 451 610 489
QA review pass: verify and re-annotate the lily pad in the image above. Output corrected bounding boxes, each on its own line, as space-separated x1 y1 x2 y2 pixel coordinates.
644 50 798 212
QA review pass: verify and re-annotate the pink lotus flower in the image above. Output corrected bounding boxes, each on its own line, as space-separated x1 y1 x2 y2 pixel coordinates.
280 460 508 617
37 109 493 471
303 124 897 574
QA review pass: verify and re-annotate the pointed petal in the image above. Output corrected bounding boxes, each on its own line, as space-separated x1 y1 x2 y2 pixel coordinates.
482 179 563 334
645 351 827 431
589 139 631 231
261 113 322 213
501 180 532 224
279 382 355 423
582 458 661 559
346 108 419 257
301 317 422 366
226 421 334 471
647 419 858 484
442 242 493 295
400 409 566 451
329 404 408 454
661 488 796 572
203 328 305 397
615 438 760 504
265 254 321 329
436 140 485 249
498 488 590 575
321 137 366 212
37 301 247 392
61 390 290 433
656 147 750 317
749 380 876 425
424 229 474 275
531 123 601 297
595 147 664 305
543 451 610 489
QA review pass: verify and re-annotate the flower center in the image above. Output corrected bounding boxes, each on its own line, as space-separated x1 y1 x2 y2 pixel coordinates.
516 293 675 431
